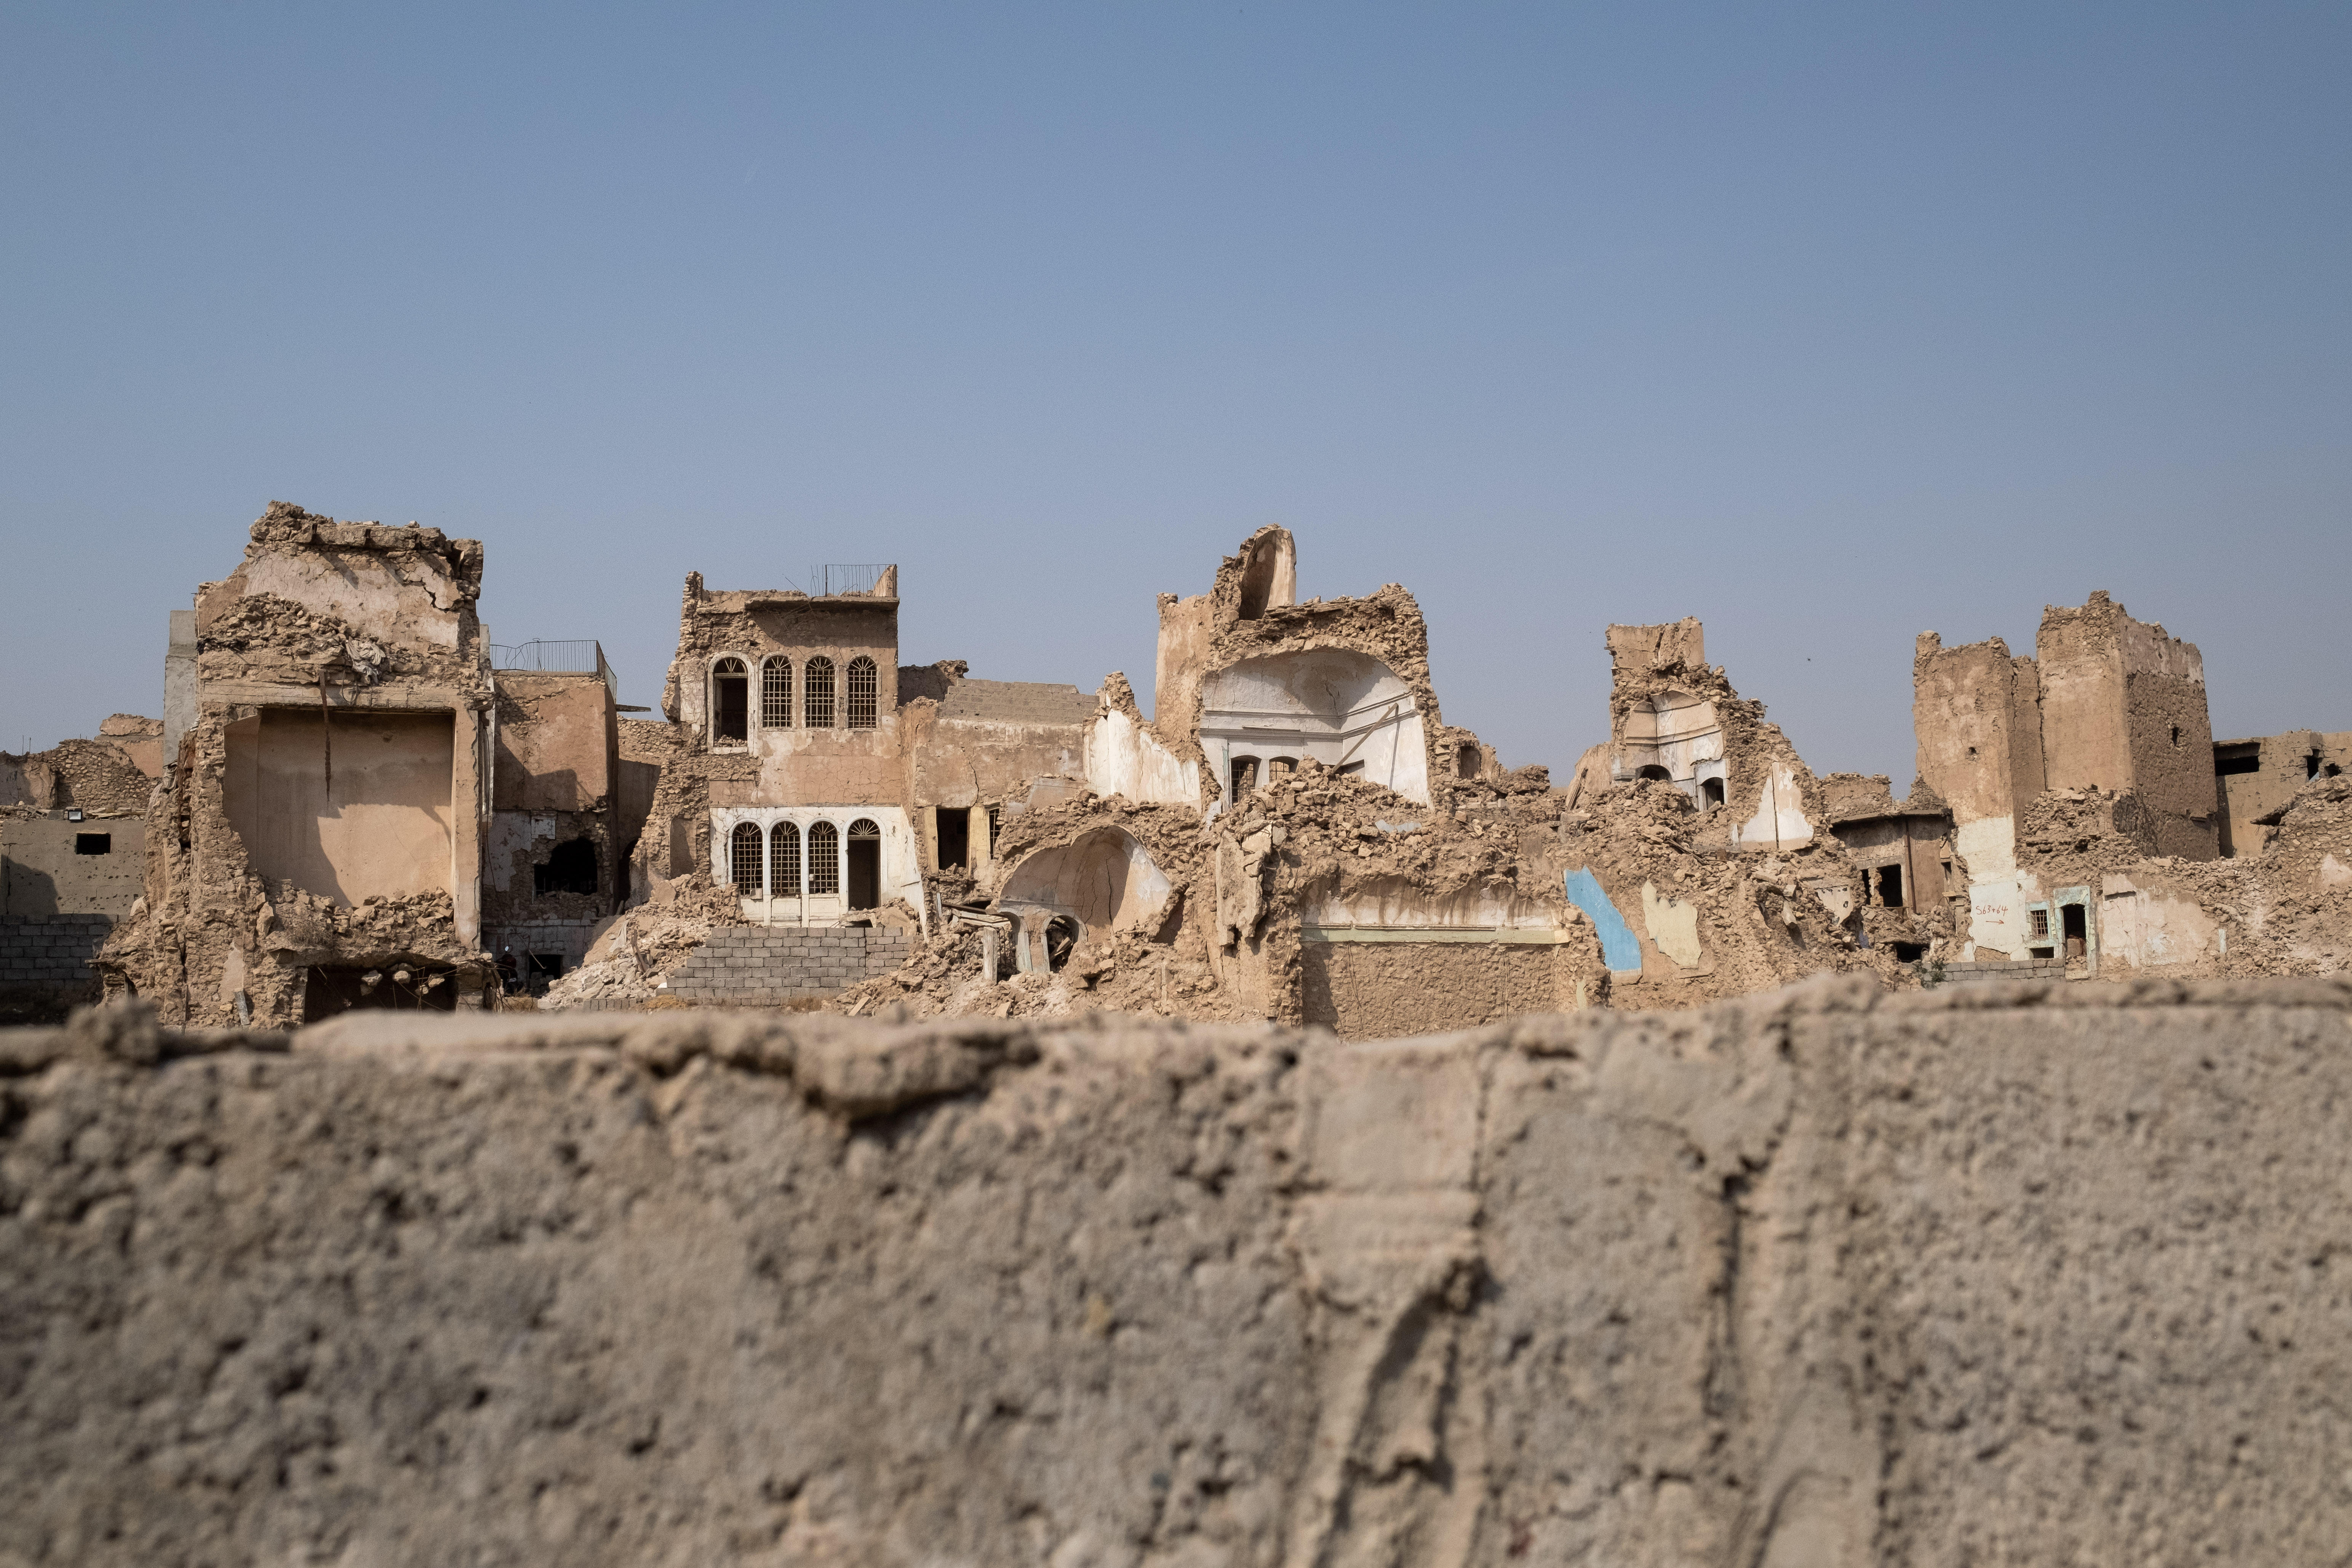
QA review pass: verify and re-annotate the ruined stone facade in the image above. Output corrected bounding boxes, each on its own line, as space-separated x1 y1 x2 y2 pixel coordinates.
10 505 2346 1027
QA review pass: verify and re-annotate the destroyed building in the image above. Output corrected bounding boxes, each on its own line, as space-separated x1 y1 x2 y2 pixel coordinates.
12 504 2346 1027
1 718 163 1021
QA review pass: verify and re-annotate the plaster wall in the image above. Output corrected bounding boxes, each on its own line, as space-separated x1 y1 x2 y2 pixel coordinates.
1731 763 1815 850
220 545 468 651
1082 707 1199 806
223 709 455 906
492 673 613 813
904 709 1088 810
1912 634 2045 836
998 827 1173 942
1200 649 1430 808
707 804 921 922
2 819 146 917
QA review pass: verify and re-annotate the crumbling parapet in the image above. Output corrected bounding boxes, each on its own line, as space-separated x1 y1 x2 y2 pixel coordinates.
1603 619 1820 852
96 504 495 1026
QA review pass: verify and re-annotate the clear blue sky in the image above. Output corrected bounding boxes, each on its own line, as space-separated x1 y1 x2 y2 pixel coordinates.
5 3 2346 783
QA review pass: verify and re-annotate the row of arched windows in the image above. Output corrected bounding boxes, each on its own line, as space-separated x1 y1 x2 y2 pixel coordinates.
727 817 882 903
1229 753 1299 800
711 654 879 743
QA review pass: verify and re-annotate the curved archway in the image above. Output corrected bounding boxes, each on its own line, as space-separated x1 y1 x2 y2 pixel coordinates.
999 826 1175 961
761 657 793 729
804 657 837 729
728 821 763 895
712 658 749 745
806 820 841 895
846 657 878 729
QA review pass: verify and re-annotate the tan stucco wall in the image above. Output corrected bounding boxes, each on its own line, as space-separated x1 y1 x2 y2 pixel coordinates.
224 709 455 905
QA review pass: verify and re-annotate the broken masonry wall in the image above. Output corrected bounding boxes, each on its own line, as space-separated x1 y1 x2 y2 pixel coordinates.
897 667 1097 873
2214 729 2352 858
1082 672 1200 809
98 503 493 1028
2035 591 2218 861
1603 620 1820 854
484 670 622 972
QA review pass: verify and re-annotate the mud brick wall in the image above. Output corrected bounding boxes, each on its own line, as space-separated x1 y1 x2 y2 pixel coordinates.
0 914 113 1021
665 925 913 1002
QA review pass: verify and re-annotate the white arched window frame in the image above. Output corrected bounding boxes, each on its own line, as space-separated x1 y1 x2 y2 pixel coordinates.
709 654 752 749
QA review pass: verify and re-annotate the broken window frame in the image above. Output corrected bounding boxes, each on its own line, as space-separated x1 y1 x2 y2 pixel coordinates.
804 657 837 729
846 656 878 730
761 657 793 729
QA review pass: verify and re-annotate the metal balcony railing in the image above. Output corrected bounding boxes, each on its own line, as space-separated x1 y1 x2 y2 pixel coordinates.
490 640 620 705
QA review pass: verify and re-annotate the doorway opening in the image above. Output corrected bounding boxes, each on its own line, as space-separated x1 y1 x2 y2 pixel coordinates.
846 818 881 909
936 807 969 870
712 659 748 744
2062 903 2088 962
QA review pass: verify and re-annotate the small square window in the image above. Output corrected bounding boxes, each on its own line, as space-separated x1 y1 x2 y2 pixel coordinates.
74 833 111 855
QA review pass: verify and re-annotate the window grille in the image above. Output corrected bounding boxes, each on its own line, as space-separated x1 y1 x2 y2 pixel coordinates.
848 817 879 839
987 804 1001 848
807 820 841 894
769 821 802 896
805 656 837 728
1230 756 1259 801
712 657 749 744
761 657 793 728
729 822 764 895
846 656 878 729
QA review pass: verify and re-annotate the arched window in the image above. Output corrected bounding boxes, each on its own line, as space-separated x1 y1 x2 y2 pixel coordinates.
804 656 837 728
1270 756 1298 778
1230 755 1259 801
1701 777 1726 807
846 817 881 909
761 657 792 729
1634 764 1672 782
769 821 801 896
807 820 841 894
1457 743 1481 780
712 658 749 745
846 656 878 729
728 822 763 895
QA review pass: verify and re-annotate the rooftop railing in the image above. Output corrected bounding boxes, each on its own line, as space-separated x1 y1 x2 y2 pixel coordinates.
491 640 620 705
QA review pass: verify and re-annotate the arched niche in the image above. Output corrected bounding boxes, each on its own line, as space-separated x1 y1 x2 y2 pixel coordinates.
998 826 1174 965
1199 647 1428 806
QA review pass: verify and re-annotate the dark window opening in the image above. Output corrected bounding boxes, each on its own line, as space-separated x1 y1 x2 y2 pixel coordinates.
713 658 748 743
1634 764 1672 782
2215 750 2262 777
985 804 1001 852
936 807 969 870
2171 724 2182 747
770 822 802 896
1892 941 1929 963
1044 915 1082 972
2062 903 2088 961
807 820 841 895
1701 778 1725 807
534 837 599 897
2310 752 2324 780
73 833 111 855
846 657 878 729
2030 908 2050 938
761 658 792 729
1230 756 1259 801
804 657 837 728
1873 864 1904 908
1457 743 1480 780
846 818 880 909
304 962 459 1021
729 822 764 896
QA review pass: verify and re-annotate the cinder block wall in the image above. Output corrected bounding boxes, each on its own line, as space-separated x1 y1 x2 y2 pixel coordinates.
0 913 114 1020
666 925 912 1002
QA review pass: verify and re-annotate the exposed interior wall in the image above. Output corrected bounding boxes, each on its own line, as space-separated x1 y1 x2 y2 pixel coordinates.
999 826 1174 945
1200 649 1429 808
224 709 455 905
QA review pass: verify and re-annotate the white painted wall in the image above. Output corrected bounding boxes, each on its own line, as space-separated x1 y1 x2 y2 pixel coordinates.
708 804 921 925
1200 649 1429 807
1083 707 1199 806
1731 763 1815 850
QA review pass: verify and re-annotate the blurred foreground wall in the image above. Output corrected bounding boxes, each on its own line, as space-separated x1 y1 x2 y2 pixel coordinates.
6 977 2352 1566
